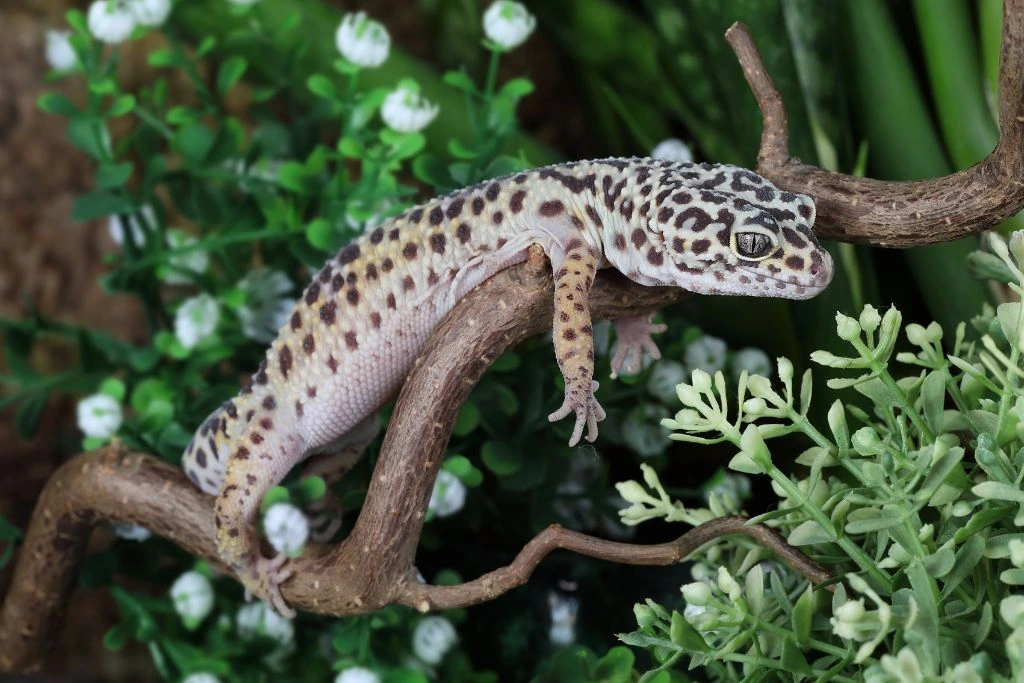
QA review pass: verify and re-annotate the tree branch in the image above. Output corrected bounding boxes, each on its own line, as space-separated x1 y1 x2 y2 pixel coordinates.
725 0 1024 247
0 250 830 672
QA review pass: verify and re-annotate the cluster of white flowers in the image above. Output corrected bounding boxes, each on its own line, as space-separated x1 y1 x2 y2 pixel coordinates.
171 570 214 627
162 229 210 285
262 503 309 556
235 268 296 344
428 470 467 518
650 138 693 163
482 1 536 51
237 601 295 667
381 81 439 133
46 30 77 71
645 336 771 409
335 668 381 683
412 616 457 665
87 0 171 44
547 591 579 645
77 393 123 439
175 293 220 349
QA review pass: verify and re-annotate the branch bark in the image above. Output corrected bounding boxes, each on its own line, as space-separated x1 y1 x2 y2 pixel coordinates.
725 0 1024 247
0 250 831 672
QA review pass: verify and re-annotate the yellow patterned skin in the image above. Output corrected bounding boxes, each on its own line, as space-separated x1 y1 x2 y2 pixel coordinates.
181 157 834 616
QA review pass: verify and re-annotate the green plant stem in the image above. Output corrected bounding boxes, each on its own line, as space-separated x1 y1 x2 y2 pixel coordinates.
745 612 849 659
133 106 173 139
850 336 937 443
764 465 893 593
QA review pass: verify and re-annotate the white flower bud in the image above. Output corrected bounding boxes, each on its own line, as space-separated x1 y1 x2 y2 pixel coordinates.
171 571 214 625
335 11 390 68
482 1 536 51
88 0 136 44
1001 595 1024 629
859 305 881 334
77 393 123 439
380 82 439 133
650 138 693 163
182 674 221 683
429 470 467 518
45 30 77 71
835 312 862 341
263 503 309 556
681 581 711 606
129 0 171 27
412 616 457 665
175 294 220 350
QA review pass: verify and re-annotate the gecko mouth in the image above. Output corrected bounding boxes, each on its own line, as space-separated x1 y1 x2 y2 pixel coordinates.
737 266 830 295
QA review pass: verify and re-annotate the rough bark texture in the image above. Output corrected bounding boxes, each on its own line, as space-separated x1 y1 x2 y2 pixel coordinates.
726 0 1024 246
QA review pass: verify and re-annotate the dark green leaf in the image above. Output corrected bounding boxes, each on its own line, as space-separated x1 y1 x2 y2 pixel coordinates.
72 191 133 221
66 118 108 160
37 92 80 117
307 74 336 99
14 394 46 439
106 94 135 117
217 56 248 95
780 637 813 674
172 122 215 166
481 440 522 476
442 70 477 94
95 162 134 190
669 610 709 652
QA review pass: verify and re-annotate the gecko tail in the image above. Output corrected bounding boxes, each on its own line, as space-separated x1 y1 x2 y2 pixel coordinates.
182 400 242 495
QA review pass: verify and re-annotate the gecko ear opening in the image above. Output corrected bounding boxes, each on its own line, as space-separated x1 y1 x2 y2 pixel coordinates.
731 227 777 260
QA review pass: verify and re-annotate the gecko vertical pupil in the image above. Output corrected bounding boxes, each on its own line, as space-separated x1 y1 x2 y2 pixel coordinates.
736 232 772 259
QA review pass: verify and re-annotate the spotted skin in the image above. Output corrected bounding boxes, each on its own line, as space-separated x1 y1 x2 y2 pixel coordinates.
181 157 833 616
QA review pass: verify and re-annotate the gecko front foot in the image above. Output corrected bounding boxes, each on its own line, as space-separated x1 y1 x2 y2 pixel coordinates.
242 553 296 619
610 315 667 378
306 492 343 543
548 379 607 447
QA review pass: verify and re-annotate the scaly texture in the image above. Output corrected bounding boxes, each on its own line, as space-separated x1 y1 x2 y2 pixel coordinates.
180 157 833 615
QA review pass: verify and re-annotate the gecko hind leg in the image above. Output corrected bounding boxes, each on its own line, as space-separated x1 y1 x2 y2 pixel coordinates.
301 415 381 543
609 314 667 378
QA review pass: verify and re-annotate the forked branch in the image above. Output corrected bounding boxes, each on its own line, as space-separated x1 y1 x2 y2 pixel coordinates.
725 0 1024 247
0 250 831 673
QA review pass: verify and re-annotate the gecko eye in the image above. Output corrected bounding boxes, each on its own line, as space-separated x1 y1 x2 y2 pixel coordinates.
732 228 777 260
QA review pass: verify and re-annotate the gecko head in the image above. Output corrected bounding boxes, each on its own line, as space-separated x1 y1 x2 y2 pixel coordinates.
643 185 833 300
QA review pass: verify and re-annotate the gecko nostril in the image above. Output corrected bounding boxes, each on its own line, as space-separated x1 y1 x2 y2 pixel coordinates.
809 264 819 276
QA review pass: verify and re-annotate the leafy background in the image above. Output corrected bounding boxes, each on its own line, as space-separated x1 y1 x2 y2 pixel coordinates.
0 0 1012 680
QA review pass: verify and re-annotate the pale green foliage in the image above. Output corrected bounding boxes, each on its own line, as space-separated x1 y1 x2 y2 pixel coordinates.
617 232 1024 682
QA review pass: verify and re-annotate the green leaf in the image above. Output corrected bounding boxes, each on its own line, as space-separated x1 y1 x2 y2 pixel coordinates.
845 505 905 534
942 534 986 599
442 70 477 94
305 218 335 251
497 77 535 100
295 476 327 503
106 94 136 118
904 559 940 671
442 455 473 478
448 138 480 160
166 106 198 125
780 637 813 675
217 56 248 95
195 36 216 57
593 646 635 678
66 118 108 160
95 162 134 190
37 92 80 117
147 48 180 67
668 610 709 652
173 122 216 166
139 398 174 432
129 378 173 413
792 584 813 647
481 440 522 476
920 370 946 433
922 546 955 578
259 486 290 514
103 620 135 651
99 377 126 401
72 191 133 221
277 161 314 194
15 394 46 439
307 74 336 99
453 401 480 437
490 352 520 372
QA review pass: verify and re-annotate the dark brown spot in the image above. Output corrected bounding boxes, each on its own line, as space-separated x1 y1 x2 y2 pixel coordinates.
492 211 504 225
318 267 331 283
225 402 238 419
370 312 381 328
332 272 344 291
457 224 471 244
691 239 710 254
613 233 626 250
510 190 526 213
255 360 268 385
302 334 315 354
389 228 400 241
471 197 485 215
262 395 276 410
278 346 293 378
228 528 239 538
305 282 320 305
563 328 577 341
381 257 393 273
539 200 564 216
429 206 444 225
295 400 304 417
307 386 316 397
251 432 264 445
290 311 302 331
409 208 424 224
246 474 257 485
339 244 360 265
427 269 439 286
320 300 337 325
485 182 500 201
647 248 664 266
559 311 570 322
446 198 464 219
403 275 415 291
259 417 272 430
631 229 646 248
366 263 378 280
785 255 806 270
195 448 207 468
347 272 357 286
403 242 418 259
370 227 384 244
236 446 250 460
585 204 603 228
345 331 358 350
245 409 255 422
327 355 338 373
386 292 396 309
581 325 592 336
658 207 673 223
347 289 359 306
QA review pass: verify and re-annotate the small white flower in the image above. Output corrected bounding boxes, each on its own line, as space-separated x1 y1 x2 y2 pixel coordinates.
547 592 578 646
412 616 457 665
482 1 536 51
681 582 711 606
428 470 467 518
161 230 210 285
46 30 77 71
87 0 137 44
128 0 171 27
650 138 693 163
236 269 295 344
335 11 390 68
731 347 772 381
1001 595 1024 629
182 674 221 683
109 522 152 541
108 205 156 247
647 359 687 404
879 647 924 683
685 335 727 374
621 404 669 458
77 393 123 439
175 294 220 349
263 503 309 556
236 602 294 646
171 571 214 624
335 667 381 683
381 82 439 133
